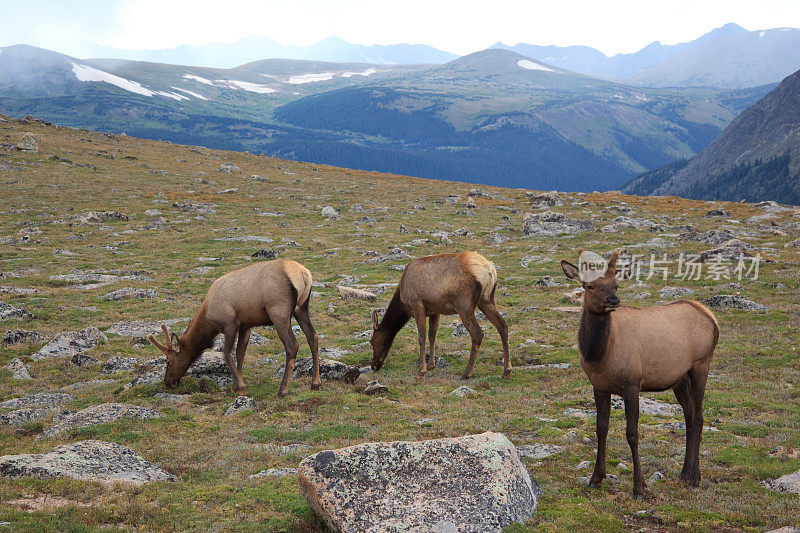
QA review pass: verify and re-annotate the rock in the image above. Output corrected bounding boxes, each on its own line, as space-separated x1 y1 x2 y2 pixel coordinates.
520 254 549 268
320 347 351 359
99 288 159 300
765 469 800 494
363 381 389 395
754 200 790 213
251 248 278 259
250 467 297 479
766 528 800 533
704 294 768 311
101 356 139 374
611 396 682 417
105 318 185 337
337 285 376 301
130 353 232 388
322 206 340 219
785 238 800 248
485 233 509 244
575 460 592 469
225 396 257 415
415 418 438 426
515 444 564 459
451 322 468 337
144 209 162 217
39 403 161 438
297 432 539 533
0 301 34 321
0 407 55 426
71 353 100 367
647 471 665 484
535 275 564 288
7 357 32 380
523 211 593 236
251 174 268 181
563 408 595 419
450 385 475 397
218 188 238 194
465 197 477 208
527 362 571 370
705 208 732 217
173 202 216 215
16 133 40 152
274 358 359 384
600 216 655 232
699 239 756 261
31 327 107 360
217 162 240 172
563 288 584 304
365 247 411 263
153 393 190 405
0 392 74 410
658 286 695 299
0 440 175 484
634 237 676 248
527 190 564 207
63 211 129 224
682 229 737 245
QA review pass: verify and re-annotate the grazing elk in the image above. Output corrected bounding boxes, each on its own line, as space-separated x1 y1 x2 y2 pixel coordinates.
561 250 718 499
149 259 320 398
370 251 511 379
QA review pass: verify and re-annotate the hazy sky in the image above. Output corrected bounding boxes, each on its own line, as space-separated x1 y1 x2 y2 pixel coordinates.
3 0 800 57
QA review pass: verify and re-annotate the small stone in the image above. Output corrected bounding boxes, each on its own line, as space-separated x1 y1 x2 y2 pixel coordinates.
16 132 40 152
218 162 240 172
218 188 238 194
337 285 376 301
515 443 564 459
101 356 139 374
7 358 32 380
249 467 297 479
363 381 389 395
225 396 257 415
39 403 161 438
527 190 564 207
251 248 278 259
274 357 360 384
536 275 564 288
321 206 340 219
99 288 159 300
0 392 74 410
523 211 592 236
31 327 107 360
611 396 682 417
71 353 100 367
575 460 592 469
765 468 800 494
704 294 768 312
465 197 477 208
0 301 34 321
450 385 475 397
647 471 665 484
705 208 732 218
658 286 695 299
485 233 509 244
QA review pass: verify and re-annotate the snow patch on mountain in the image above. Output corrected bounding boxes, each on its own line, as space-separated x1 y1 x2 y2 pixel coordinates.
72 63 155 96
287 72 335 84
217 80 277 93
517 59 556 72
172 87 209 100
155 91 189 101
183 74 214 85
341 68 378 78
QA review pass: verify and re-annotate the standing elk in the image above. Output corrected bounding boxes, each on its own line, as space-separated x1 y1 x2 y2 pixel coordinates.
370 251 511 379
561 250 718 499
149 259 320 398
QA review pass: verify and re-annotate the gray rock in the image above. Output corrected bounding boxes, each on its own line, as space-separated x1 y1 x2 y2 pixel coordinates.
225 396 257 415
611 396 682 417
535 275 564 288
765 469 800 494
699 239 756 261
574 460 593 469
0 301 34 321
173 202 216 215
0 440 175 484
515 443 564 459
31 327 107 360
321 206 340 219
101 356 139 374
0 407 55 426
658 286 695 299
527 191 564 207
704 294 768 312
250 467 297 479
251 248 278 259
450 385 475 397
274 357 359 384
363 381 389 395
451 322 468 337
319 347 350 360
217 162 240 172
485 233 509 244
634 237 677 248
39 403 161 438
297 432 539 533
754 200 790 213
465 197 477 209
153 393 190 405
105 318 185 337
218 187 238 194
337 285 376 301
647 471 665 484
785 238 800 248
130 353 231 388
523 211 593 236
365 247 411 263
99 288 159 300
682 229 737 245
16 132 40 152
62 211 129 224
600 216 655 232
0 392 74 410
705 208 731 217
71 353 100 367
7 358 31 380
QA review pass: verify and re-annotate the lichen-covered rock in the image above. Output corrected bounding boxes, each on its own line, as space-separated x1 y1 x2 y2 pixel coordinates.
0 440 175 484
0 392 74 410
105 318 185 337
658 286 695 299
527 190 564 207
611 396 682 417
99 288 159 300
250 467 297 479
7 358 31 380
765 469 800 494
129 353 231 388
31 327 107 360
450 385 475 397
365 247 411 263
0 407 54 426
298 432 539 533
101 356 139 374
337 285 376 301
225 396 257 415
2 329 45 345
523 211 592 236
705 208 732 217
516 443 564 459
274 358 359 384
16 132 40 152
39 403 160 438
363 381 389 395
704 294 768 312
321 206 340 219
0 301 34 321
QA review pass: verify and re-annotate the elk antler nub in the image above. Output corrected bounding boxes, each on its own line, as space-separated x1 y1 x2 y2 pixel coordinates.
161 324 173 350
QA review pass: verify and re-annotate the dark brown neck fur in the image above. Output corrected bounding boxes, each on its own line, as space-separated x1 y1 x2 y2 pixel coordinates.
578 309 611 362
377 291 411 351
178 302 220 364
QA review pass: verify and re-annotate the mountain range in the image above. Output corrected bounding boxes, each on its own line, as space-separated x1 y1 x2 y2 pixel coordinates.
622 68 800 204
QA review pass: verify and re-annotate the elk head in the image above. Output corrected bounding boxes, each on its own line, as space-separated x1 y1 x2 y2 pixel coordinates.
561 250 621 314
148 324 192 387
370 309 390 371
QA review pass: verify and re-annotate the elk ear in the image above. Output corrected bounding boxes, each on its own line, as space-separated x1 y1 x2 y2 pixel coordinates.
371 309 380 330
561 260 580 281
170 333 181 352
148 334 167 353
608 250 620 270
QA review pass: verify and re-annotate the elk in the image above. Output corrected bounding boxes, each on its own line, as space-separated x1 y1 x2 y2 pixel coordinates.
370 251 511 379
561 250 718 499
148 259 320 398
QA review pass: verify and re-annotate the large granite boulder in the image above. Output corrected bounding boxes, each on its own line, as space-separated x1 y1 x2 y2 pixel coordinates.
274 357 360 384
298 431 539 532
39 403 161 438
0 440 175 484
765 468 800 494
523 211 592 236
31 327 107 360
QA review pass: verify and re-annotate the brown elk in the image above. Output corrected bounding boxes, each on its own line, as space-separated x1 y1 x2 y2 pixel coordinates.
370 251 511 379
148 259 320 398
561 250 718 499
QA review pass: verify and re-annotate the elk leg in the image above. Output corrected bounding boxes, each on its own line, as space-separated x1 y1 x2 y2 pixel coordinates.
222 324 246 395
688 367 709 487
235 328 251 373
294 304 321 390
273 312 299 398
412 307 427 379
623 390 645 499
673 375 695 483
427 314 440 371
589 389 611 488
458 310 484 380
478 299 511 378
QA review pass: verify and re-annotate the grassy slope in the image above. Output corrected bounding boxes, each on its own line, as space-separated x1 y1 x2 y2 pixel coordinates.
0 118 799 532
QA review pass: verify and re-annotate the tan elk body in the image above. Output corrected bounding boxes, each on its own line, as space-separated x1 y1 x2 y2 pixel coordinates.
370 251 511 379
149 259 320 397
561 251 718 498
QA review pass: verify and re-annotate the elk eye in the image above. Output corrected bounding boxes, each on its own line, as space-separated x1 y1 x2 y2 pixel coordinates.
586 286 595 291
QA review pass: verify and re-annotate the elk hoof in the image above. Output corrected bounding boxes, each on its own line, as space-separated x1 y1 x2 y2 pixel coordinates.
311 381 321 390
233 386 247 396
426 363 435 371
460 373 472 380
417 371 427 380
502 369 512 379
276 390 287 399
587 479 602 489
634 492 645 500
